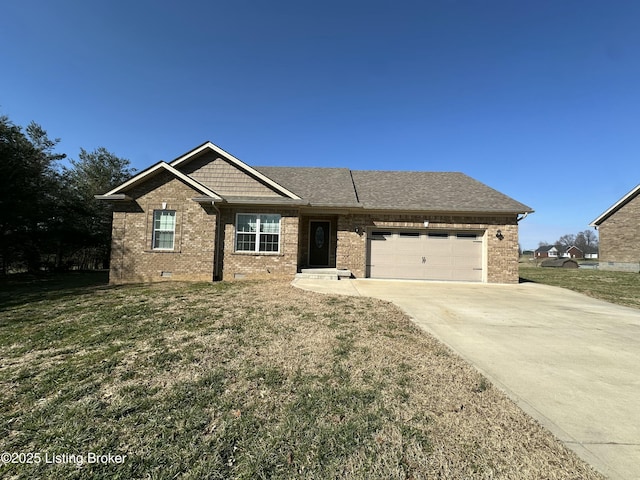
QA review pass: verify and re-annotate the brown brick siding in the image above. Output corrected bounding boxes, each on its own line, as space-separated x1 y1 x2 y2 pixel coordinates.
598 194 640 272
109 172 216 284
110 174 522 284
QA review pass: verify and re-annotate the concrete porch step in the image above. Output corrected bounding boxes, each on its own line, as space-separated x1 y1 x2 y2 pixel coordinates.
295 268 352 280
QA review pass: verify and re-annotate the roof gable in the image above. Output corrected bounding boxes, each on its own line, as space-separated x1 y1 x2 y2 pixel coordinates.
535 245 557 253
100 162 221 199
170 142 300 200
590 184 640 226
179 154 285 198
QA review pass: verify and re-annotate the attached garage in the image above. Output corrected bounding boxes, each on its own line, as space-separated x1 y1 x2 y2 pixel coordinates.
367 230 485 281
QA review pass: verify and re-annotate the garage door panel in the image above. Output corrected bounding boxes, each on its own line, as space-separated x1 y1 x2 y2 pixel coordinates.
425 266 453 281
452 255 482 267
368 230 483 282
451 269 482 282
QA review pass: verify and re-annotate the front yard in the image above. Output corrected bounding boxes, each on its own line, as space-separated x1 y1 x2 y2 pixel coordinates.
519 261 640 309
0 274 603 479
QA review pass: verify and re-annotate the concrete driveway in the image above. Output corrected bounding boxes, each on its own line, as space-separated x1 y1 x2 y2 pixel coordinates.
292 278 640 480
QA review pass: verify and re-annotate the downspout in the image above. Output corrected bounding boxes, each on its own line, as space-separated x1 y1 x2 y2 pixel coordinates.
212 202 222 281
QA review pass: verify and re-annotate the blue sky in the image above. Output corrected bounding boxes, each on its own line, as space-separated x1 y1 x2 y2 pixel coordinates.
2 1 639 249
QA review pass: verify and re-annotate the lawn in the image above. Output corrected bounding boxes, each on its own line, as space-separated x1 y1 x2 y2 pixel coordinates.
519 262 640 309
0 274 604 479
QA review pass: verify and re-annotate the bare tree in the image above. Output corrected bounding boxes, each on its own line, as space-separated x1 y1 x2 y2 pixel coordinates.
556 234 576 250
575 229 598 253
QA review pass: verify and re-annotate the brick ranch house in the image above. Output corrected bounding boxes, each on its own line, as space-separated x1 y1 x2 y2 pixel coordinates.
590 184 640 272
97 141 533 284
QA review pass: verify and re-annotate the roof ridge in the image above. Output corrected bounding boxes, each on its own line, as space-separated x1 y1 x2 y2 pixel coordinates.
351 169 464 174
255 165 351 170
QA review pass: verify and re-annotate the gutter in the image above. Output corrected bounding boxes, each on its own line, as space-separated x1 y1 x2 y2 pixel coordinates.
212 202 223 281
193 197 308 207
94 194 132 201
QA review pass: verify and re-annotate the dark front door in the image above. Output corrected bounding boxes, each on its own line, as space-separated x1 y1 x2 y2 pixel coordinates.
309 221 330 266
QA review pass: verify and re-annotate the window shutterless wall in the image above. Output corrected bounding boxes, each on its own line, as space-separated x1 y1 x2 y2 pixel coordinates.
152 210 177 250
235 213 282 254
221 208 298 280
108 173 216 283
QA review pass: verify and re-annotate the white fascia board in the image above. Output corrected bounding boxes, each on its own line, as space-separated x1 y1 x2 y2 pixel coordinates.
103 162 222 200
589 184 640 226
94 194 132 201
169 141 302 200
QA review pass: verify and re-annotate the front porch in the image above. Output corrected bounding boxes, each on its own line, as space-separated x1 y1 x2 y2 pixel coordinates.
297 214 367 277
298 216 338 269
295 268 353 280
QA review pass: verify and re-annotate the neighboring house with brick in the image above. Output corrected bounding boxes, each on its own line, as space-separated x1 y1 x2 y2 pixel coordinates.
97 141 533 284
535 245 560 259
561 245 598 259
564 246 583 259
590 184 640 272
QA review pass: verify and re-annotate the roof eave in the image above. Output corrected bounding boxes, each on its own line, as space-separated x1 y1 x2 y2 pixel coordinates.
94 194 132 201
101 162 222 200
358 206 534 215
590 184 640 226
217 197 309 206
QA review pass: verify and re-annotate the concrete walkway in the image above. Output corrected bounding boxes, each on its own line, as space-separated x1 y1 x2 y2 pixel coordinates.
292 278 640 480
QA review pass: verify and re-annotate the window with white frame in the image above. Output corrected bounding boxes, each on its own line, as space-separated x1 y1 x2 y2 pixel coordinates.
235 214 281 253
152 210 176 250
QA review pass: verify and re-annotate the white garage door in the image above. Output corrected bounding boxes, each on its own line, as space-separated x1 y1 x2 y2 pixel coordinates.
367 230 484 281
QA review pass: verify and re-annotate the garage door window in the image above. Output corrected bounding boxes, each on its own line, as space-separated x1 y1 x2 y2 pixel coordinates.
371 231 392 238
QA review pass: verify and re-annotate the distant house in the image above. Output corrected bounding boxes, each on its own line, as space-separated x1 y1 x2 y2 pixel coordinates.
535 245 560 258
563 245 598 259
583 247 598 259
565 246 583 259
590 184 640 272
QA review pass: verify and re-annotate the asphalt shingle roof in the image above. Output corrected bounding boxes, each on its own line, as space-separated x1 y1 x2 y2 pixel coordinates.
254 167 359 206
255 167 532 213
351 170 532 213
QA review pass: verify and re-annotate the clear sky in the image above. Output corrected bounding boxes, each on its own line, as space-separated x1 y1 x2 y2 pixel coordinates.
2 1 639 249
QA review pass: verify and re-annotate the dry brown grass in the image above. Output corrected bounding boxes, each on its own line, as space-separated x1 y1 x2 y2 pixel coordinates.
0 278 604 479
243 282 603 478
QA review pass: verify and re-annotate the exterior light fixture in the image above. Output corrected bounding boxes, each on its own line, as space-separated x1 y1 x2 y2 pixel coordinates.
496 229 504 240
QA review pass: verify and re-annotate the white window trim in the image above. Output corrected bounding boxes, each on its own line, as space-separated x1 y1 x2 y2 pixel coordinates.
235 213 282 254
152 210 176 250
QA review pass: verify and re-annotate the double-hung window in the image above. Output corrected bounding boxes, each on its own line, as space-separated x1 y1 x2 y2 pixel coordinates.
236 214 281 253
152 210 176 250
